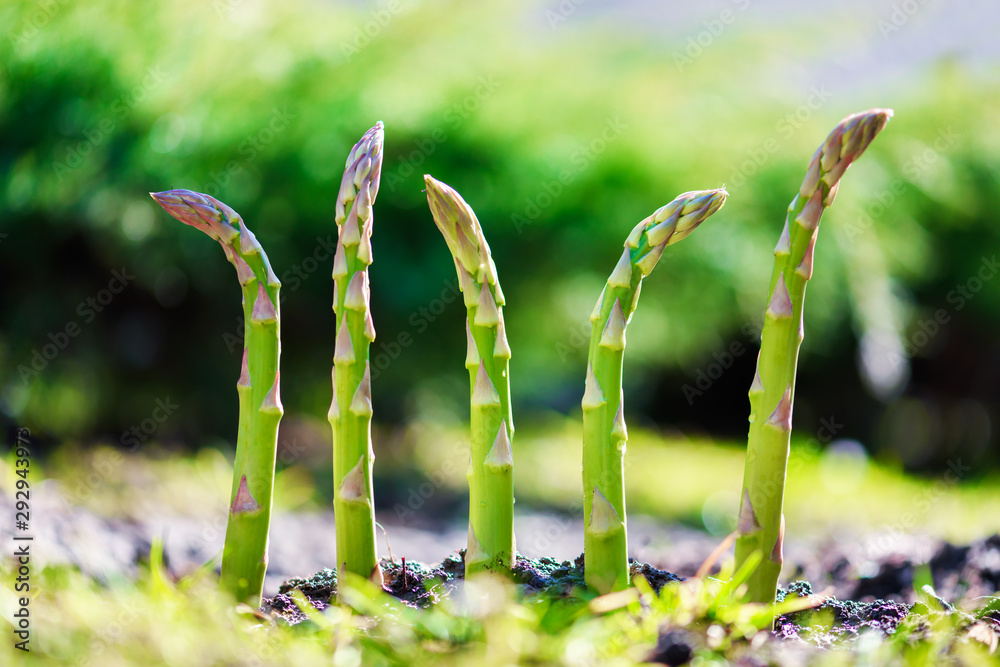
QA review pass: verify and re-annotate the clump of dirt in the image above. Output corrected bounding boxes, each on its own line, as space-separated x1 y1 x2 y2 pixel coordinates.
277 567 337 602
630 560 685 593
774 581 912 646
380 555 461 607
266 551 683 619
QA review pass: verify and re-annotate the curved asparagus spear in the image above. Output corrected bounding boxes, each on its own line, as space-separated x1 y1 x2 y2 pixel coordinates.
583 188 728 594
331 122 384 587
424 174 514 576
735 108 893 606
150 189 283 606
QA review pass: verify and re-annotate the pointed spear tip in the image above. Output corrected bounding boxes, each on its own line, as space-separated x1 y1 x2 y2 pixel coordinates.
599 297 627 350
231 475 263 514
494 316 512 360
611 399 628 442
772 513 786 563
349 363 373 417
337 456 369 504
635 241 665 276
251 282 278 324
260 371 283 414
766 273 794 320
581 361 606 410
663 186 729 246
774 220 791 256
465 319 479 369
587 487 623 537
237 348 251 389
344 271 368 311
484 420 513 472
796 234 817 279
334 318 356 365
590 289 606 323
474 280 500 327
465 522 489 566
471 362 501 407
765 386 793 431
737 488 760 535
607 247 633 288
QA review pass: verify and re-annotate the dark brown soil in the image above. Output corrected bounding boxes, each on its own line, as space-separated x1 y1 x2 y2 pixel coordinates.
266 535 1000 650
266 551 688 623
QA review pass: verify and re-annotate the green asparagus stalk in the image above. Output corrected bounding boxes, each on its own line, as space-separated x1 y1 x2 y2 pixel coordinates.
330 122 384 587
583 188 728 594
735 108 893 606
424 175 514 577
150 189 283 606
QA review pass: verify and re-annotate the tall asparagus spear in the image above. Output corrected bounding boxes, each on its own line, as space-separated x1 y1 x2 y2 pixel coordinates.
735 108 893 606
330 122 384 586
150 189 283 606
583 188 728 594
424 175 514 577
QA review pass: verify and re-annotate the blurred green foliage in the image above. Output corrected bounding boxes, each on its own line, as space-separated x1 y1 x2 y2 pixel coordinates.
2 0 999 471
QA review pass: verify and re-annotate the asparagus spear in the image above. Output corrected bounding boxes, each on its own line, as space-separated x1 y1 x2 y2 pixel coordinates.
331 122 384 587
735 108 893 606
424 175 514 576
150 189 283 606
583 188 728 594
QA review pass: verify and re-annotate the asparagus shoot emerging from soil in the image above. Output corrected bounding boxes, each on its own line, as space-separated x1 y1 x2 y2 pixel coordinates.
150 189 283 606
424 174 515 577
583 188 728 594
735 108 893 607
331 122 385 587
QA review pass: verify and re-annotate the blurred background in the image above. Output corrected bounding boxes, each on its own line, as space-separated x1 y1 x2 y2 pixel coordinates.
2 0 1000 543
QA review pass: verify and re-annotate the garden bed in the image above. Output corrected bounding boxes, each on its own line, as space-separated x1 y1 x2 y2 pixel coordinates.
266 535 1000 655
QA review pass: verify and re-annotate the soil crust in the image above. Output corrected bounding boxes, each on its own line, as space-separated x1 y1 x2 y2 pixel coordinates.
266 535 1000 650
